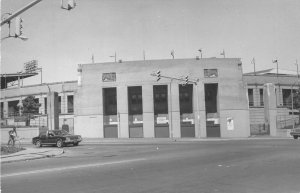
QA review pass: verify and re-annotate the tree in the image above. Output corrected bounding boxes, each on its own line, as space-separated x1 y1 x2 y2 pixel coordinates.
287 88 300 126
22 95 41 126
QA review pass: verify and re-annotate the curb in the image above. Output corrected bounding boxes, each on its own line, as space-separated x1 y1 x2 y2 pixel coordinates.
2 136 293 146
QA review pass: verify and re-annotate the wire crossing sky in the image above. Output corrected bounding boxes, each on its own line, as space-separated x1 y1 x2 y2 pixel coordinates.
1 0 300 85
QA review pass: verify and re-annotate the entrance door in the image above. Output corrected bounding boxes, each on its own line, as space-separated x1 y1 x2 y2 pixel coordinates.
103 87 118 138
205 84 220 137
153 85 169 138
179 84 195 137
128 86 143 138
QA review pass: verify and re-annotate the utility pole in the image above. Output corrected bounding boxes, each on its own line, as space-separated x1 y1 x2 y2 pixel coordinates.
110 52 117 62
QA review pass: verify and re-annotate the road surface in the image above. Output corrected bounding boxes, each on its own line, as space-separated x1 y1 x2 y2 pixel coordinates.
2 139 300 193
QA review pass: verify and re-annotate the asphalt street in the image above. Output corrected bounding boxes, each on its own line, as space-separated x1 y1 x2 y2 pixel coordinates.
1 139 300 193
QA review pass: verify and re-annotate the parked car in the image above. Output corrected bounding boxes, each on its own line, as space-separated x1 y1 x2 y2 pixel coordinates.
290 128 300 139
32 130 82 148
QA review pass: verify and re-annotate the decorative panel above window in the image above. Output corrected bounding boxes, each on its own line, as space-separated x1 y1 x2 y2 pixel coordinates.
204 69 218 78
102 72 116 82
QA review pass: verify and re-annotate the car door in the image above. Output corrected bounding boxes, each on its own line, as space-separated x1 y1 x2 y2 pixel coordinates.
39 132 47 143
47 131 57 144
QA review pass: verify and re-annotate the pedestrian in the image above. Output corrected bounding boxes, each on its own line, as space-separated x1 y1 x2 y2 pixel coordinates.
8 126 17 146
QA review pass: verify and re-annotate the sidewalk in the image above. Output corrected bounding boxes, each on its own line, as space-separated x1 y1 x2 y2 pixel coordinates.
1 147 64 164
1 136 293 164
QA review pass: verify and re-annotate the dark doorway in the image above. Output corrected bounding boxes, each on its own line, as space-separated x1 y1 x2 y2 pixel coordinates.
179 84 195 137
153 85 169 138
205 84 220 137
103 87 118 138
128 86 143 138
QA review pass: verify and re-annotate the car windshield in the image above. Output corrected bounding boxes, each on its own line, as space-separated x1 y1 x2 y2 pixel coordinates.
53 130 69 136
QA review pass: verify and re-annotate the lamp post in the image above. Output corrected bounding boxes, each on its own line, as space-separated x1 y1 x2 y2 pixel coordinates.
198 49 202 58
273 59 279 105
296 60 299 84
37 67 42 84
43 84 52 130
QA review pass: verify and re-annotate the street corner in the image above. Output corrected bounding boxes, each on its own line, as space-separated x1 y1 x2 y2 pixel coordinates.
1 147 65 164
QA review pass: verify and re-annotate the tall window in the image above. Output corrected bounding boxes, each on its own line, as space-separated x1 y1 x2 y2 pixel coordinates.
153 85 168 115
179 84 193 114
103 88 117 115
248 89 254 107
58 96 61 114
67 95 74 113
44 98 47 114
282 89 291 107
259 89 264 106
8 100 19 116
1 102 3 118
128 86 142 115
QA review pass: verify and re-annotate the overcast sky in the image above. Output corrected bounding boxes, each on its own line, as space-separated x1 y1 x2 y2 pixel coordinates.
1 0 300 85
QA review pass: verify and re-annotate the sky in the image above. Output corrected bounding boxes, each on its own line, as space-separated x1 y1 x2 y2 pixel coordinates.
1 0 300 85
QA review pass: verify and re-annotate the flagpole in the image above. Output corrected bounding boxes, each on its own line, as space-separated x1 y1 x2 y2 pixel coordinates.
252 58 256 76
296 60 299 84
198 49 202 58
273 59 279 106
221 49 225 58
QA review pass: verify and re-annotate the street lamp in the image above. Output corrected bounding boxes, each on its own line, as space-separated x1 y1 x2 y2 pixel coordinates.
43 84 52 130
198 49 202 58
296 60 299 84
273 59 279 105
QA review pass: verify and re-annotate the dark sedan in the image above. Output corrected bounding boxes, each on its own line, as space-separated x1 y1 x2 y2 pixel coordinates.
32 130 82 148
290 128 300 139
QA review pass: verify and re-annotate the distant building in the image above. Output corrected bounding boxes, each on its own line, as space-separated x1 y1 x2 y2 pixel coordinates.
243 68 299 135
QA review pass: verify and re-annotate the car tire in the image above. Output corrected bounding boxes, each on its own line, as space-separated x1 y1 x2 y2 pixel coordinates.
74 142 79 146
293 135 298 139
35 140 42 148
56 139 64 148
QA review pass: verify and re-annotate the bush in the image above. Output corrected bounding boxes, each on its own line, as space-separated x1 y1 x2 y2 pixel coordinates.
1 145 25 155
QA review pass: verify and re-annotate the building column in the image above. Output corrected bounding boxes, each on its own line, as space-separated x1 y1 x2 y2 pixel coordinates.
47 92 59 130
143 85 155 138
117 86 129 138
197 83 207 138
264 83 277 136
169 82 180 138
3 101 8 118
193 83 205 138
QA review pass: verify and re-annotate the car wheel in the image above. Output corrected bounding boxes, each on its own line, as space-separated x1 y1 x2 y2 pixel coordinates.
293 135 298 139
74 142 79 146
56 140 63 148
35 140 42 148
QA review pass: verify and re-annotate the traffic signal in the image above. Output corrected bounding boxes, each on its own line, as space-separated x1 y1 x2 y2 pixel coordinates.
156 70 161 81
185 76 189 85
61 0 76 10
15 17 23 37
67 0 76 10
